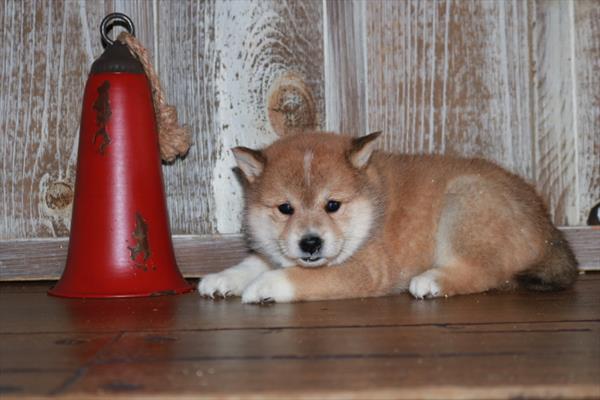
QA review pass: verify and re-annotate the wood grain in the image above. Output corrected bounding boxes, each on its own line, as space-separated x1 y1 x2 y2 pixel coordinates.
0 279 599 398
210 0 324 234
0 227 598 281
0 0 105 239
365 0 533 180
107 0 157 56
0 0 163 240
572 0 600 225
0 0 325 239
324 0 367 136
154 0 219 235
561 227 600 271
94 322 600 364
531 0 579 226
1 275 599 335
0 333 116 371
1 0 598 241
0 234 249 281
66 358 599 400
70 333 600 398
0 371 75 397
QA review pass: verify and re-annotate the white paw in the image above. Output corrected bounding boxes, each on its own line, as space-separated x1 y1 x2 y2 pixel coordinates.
241 270 295 304
409 270 442 299
198 271 245 298
198 255 270 298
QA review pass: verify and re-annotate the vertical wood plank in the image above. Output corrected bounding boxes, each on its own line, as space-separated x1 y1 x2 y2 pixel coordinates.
0 0 156 240
572 0 600 223
210 0 324 233
109 0 157 58
155 0 219 234
365 0 533 178
0 0 104 239
324 0 367 136
157 0 324 235
531 0 579 225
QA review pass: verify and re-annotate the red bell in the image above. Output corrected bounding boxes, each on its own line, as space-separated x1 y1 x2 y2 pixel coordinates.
49 14 192 298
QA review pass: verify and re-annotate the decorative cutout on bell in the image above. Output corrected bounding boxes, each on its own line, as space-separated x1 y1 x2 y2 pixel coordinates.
49 13 192 298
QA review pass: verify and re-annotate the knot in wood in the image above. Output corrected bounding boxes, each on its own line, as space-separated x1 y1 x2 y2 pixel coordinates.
45 182 74 211
268 73 317 136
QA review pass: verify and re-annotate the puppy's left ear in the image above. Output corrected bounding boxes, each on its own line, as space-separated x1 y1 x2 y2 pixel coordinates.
232 147 265 183
348 131 381 169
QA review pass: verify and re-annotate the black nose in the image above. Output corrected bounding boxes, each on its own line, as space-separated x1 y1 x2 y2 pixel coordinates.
299 235 323 254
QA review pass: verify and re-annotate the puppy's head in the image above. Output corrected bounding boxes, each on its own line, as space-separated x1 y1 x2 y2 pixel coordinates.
233 132 382 268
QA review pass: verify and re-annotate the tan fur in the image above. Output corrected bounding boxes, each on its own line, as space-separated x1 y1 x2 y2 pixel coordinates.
231 132 578 302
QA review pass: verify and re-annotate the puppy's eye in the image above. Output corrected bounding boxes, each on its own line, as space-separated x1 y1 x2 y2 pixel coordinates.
325 200 341 213
277 203 294 215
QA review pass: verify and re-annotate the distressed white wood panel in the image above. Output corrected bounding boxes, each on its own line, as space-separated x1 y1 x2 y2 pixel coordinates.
531 0 579 225
324 0 367 136
573 0 600 224
155 0 219 234
0 0 106 239
211 0 324 234
365 0 533 179
2 0 597 241
108 0 157 59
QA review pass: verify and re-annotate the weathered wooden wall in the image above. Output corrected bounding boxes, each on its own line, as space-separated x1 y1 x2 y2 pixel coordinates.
325 0 599 226
1 0 598 240
0 0 323 238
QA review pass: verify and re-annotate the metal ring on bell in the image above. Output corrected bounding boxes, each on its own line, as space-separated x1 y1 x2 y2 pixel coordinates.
100 12 136 47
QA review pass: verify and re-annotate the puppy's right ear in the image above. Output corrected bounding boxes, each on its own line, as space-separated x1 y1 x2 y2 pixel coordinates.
348 131 381 169
232 147 265 183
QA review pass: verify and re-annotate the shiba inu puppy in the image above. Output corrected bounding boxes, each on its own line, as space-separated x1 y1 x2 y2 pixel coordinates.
199 132 578 303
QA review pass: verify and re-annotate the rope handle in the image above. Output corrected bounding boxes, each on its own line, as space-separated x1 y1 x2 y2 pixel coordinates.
117 31 192 163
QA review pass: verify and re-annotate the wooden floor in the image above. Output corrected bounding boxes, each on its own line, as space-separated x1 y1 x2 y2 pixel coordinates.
1 275 599 400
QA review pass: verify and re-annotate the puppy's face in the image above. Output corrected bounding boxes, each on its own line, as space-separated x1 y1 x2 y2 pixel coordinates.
234 132 381 268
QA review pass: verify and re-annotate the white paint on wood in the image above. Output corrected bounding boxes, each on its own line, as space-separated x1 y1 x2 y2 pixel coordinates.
211 1 270 233
440 0 450 152
0 0 107 239
211 0 324 234
79 1 95 65
569 0 581 223
324 0 367 136
155 0 220 234
531 0 579 225
572 0 600 224
1 0 598 241
365 0 533 183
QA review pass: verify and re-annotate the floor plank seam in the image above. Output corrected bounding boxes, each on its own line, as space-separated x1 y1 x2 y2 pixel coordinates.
92 349 596 366
1 319 599 336
0 368 73 374
447 328 594 334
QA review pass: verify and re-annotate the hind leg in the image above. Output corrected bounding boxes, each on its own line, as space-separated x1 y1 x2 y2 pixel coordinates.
409 176 540 299
409 260 512 299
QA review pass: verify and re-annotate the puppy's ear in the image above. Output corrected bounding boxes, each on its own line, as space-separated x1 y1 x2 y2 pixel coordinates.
348 131 381 169
232 147 265 183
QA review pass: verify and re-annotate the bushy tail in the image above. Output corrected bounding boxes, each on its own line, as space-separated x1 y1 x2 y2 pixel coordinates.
516 229 578 291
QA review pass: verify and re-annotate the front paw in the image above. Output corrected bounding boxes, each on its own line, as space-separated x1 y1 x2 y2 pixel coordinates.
241 270 295 304
198 255 271 299
409 269 443 299
198 271 247 298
